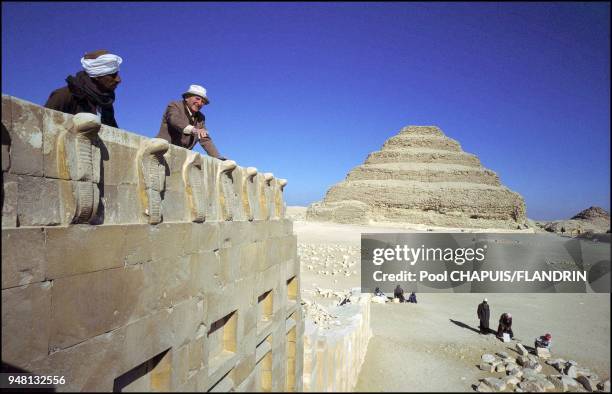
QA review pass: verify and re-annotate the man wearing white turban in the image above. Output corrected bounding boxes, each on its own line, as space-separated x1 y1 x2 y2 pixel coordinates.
45 49 123 127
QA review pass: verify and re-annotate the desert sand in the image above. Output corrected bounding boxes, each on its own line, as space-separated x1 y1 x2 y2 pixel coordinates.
290 207 611 392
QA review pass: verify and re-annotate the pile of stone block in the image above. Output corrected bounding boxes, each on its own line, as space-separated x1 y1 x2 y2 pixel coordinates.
475 342 610 392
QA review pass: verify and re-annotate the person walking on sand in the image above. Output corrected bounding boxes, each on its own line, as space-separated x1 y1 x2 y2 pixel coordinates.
477 298 490 334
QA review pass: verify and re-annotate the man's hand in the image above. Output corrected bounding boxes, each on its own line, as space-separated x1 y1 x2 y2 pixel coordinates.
194 128 209 140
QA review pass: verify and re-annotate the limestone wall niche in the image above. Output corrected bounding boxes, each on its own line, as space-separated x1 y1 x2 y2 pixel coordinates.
1 95 300 392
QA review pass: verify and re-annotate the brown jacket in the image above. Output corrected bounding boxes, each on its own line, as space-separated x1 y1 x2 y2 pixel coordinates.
156 100 220 157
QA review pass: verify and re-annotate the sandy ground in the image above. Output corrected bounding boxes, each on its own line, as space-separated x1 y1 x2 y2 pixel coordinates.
290 210 611 392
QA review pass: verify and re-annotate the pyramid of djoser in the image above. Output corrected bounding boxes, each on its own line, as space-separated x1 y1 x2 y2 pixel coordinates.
307 126 527 229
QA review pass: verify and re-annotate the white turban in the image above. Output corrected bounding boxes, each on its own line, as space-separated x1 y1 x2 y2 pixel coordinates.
81 54 123 77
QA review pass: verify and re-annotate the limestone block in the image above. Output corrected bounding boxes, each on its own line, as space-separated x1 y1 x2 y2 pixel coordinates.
243 166 259 221
227 166 247 222
163 144 188 192
192 250 222 295
239 242 260 277
218 247 241 285
7 96 43 176
250 220 270 242
518 380 546 392
46 225 128 279
536 346 551 360
1 282 52 367
136 138 169 224
203 156 221 221
263 173 275 220
16 175 75 226
183 151 206 223
50 265 147 349
220 220 252 248
482 377 506 391
234 369 257 392
2 173 18 227
217 159 238 221
41 108 71 179
233 353 256 385
2 227 46 289
161 189 189 222
149 222 190 262
100 183 143 224
98 141 139 186
2 95 12 172
188 222 220 252
173 343 191 387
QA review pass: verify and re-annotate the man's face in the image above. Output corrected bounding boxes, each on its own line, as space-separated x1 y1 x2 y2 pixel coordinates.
185 95 206 113
94 72 121 92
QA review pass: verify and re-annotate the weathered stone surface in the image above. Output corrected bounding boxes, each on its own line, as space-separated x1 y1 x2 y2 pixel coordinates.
480 362 495 372
1 174 18 228
1 282 52 367
504 376 520 386
476 381 493 392
516 342 528 356
42 107 72 179
7 97 43 176
518 380 546 392
1 95 301 392
307 125 527 228
536 346 551 359
1 228 46 288
482 353 496 363
495 363 506 373
16 175 74 226
482 377 506 391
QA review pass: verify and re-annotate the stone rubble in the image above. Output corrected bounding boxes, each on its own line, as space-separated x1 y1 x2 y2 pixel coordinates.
298 243 360 280
474 343 609 393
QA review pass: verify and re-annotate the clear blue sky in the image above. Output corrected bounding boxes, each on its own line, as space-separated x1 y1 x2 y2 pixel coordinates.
2 2 609 220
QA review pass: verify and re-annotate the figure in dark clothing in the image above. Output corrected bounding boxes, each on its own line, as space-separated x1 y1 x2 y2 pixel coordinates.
407 292 417 303
393 284 405 303
497 312 514 339
534 333 552 350
374 287 385 297
477 298 490 334
45 49 122 128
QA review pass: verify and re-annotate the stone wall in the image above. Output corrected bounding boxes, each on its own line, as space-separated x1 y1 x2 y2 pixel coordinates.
1 95 303 392
303 293 372 391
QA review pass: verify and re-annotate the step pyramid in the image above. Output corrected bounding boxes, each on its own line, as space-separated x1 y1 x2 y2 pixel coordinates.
306 126 527 229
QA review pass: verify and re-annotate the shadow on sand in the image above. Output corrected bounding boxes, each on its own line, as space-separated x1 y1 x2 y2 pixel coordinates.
449 319 483 335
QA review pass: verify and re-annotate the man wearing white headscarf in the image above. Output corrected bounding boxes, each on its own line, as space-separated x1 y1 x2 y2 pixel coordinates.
45 49 123 127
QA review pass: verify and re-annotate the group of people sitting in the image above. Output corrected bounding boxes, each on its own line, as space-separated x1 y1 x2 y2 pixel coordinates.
373 285 417 303
44 49 226 160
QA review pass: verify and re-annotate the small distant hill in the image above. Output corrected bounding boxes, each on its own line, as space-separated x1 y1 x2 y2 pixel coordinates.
538 206 610 235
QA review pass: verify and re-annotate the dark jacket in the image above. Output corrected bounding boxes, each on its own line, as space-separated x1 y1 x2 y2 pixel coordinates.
45 71 118 128
393 285 405 301
156 100 220 157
